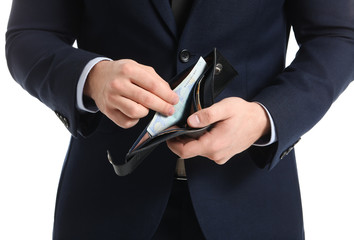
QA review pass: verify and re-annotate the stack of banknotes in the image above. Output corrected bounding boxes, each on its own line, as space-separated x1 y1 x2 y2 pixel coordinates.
147 57 207 137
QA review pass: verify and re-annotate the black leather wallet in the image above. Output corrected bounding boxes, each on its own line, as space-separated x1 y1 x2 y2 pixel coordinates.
107 49 238 176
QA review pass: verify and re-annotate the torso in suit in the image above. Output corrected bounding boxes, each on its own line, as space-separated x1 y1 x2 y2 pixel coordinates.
6 0 354 239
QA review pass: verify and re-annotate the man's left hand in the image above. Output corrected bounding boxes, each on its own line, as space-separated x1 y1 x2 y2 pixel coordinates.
166 97 271 165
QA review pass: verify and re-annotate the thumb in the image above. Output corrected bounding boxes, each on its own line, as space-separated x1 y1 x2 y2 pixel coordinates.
187 105 221 128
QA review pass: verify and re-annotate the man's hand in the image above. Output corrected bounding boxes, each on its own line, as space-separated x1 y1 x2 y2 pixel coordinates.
167 97 271 165
84 60 179 129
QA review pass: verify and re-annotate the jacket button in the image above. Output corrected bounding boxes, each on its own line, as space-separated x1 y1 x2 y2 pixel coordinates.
62 117 70 129
55 111 70 129
179 49 190 63
280 139 301 160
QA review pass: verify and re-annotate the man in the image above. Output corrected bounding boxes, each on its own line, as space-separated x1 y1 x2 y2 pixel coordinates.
6 0 354 239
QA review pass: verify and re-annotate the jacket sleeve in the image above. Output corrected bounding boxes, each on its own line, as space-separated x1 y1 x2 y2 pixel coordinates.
5 0 104 137
251 0 354 170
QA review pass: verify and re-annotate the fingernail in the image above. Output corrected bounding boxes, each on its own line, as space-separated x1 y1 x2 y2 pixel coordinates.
168 107 175 116
189 114 200 127
172 94 179 105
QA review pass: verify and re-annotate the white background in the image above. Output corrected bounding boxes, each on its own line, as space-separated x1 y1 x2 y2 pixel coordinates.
0 0 353 239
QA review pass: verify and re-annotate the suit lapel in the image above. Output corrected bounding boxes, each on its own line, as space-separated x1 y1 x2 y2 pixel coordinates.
179 0 201 37
150 0 177 38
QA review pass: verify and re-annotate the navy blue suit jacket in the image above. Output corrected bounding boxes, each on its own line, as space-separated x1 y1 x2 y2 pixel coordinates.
6 0 354 239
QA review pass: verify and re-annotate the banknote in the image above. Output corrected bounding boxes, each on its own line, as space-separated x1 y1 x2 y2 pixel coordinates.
147 57 207 137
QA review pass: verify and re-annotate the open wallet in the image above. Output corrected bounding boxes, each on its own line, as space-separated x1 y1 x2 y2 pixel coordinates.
107 48 238 176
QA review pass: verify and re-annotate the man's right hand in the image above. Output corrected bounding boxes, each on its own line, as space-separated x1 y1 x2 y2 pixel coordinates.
84 59 179 129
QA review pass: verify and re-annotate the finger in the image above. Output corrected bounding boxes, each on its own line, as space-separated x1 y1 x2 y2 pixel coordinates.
106 108 139 129
130 63 179 105
167 132 213 159
166 138 194 159
121 82 175 116
168 133 231 164
109 95 149 119
187 100 232 128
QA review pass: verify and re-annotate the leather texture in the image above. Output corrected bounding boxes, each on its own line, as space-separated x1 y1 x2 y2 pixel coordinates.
109 49 238 176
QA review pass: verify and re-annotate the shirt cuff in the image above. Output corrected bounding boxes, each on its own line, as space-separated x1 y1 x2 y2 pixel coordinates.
76 57 112 113
253 102 277 146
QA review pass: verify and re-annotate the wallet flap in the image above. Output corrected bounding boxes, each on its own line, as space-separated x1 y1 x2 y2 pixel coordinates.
212 49 238 99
